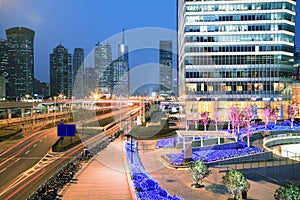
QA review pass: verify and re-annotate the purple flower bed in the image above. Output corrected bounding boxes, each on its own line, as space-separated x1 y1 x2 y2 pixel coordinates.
156 137 177 148
165 141 263 165
125 141 183 200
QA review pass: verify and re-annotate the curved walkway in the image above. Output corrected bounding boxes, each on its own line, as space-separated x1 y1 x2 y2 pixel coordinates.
61 138 133 200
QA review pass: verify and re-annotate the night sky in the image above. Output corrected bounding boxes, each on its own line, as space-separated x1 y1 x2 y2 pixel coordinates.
0 0 299 83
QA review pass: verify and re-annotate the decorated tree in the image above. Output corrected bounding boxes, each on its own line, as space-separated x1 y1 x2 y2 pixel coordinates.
228 105 242 135
263 107 271 130
274 183 300 200
270 107 279 124
241 106 252 147
222 169 250 200
188 160 211 188
288 100 298 129
201 111 210 131
251 104 258 123
213 111 219 131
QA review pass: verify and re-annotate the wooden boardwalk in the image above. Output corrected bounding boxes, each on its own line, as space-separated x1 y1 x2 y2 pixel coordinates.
62 138 133 200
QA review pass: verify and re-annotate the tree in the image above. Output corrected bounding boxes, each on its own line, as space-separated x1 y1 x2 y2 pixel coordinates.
251 104 258 123
228 105 242 135
274 183 300 200
222 169 250 200
288 100 298 129
201 111 210 131
263 107 271 130
188 160 211 188
213 110 219 131
241 106 252 147
270 107 279 124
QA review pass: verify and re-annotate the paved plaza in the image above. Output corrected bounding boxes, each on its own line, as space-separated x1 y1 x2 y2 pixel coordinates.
61 138 297 200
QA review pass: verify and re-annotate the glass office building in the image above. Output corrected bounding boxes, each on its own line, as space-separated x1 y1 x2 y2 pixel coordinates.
5 27 35 99
178 0 296 100
160 40 173 94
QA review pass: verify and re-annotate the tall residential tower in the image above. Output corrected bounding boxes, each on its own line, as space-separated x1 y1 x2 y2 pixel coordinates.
178 0 296 100
50 43 72 98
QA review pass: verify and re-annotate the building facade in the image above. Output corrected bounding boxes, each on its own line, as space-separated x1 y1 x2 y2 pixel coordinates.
50 43 72 98
0 39 8 78
85 67 97 97
34 79 49 98
73 48 84 85
5 27 35 99
178 0 296 100
159 40 173 94
94 42 112 93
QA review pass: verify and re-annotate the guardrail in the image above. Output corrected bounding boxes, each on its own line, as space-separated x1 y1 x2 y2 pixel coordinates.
263 134 300 149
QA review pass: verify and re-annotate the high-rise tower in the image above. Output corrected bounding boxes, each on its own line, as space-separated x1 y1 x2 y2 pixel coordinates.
94 42 112 93
159 40 173 94
73 48 84 85
50 43 72 98
117 29 129 97
5 27 35 99
178 0 296 100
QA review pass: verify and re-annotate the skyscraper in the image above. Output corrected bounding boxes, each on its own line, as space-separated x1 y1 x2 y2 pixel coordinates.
73 48 84 86
5 27 35 99
159 40 173 94
117 30 129 97
0 40 8 98
72 48 84 98
0 39 8 78
178 0 296 100
94 42 112 93
50 43 72 98
85 67 97 97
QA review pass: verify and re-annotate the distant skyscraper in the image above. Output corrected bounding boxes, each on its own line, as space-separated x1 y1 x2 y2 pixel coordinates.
5 27 35 99
117 30 129 97
159 40 173 94
50 43 72 98
0 39 8 78
85 67 97 96
178 0 296 100
94 42 112 93
73 48 84 85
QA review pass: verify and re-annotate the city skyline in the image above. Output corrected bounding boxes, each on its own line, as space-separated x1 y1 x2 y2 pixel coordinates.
0 0 177 83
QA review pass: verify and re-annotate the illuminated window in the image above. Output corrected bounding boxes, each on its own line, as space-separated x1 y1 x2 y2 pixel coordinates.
221 83 226 91
247 83 252 91
186 83 197 92
226 86 232 91
207 86 213 91
254 83 263 91
237 86 243 91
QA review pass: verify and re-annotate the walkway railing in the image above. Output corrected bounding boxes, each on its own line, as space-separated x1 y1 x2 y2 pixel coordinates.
216 156 300 173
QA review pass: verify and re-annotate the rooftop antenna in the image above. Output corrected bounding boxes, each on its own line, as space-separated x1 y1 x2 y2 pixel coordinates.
122 28 125 44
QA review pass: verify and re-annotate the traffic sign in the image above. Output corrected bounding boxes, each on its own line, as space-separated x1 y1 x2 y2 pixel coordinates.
57 124 76 137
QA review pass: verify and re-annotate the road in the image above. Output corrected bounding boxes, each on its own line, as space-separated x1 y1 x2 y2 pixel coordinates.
0 105 140 199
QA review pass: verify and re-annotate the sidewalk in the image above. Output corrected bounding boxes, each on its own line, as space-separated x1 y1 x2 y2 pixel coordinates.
61 138 133 200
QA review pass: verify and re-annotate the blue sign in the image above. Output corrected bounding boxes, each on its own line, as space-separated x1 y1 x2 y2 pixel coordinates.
57 124 76 137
